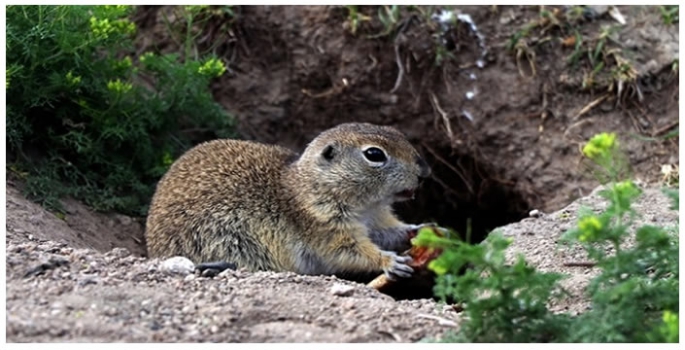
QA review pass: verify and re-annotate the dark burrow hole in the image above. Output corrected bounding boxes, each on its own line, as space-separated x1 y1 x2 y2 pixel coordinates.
344 146 532 301
398 146 531 245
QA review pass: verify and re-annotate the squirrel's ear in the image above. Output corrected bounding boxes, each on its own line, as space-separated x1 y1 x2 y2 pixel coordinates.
321 144 335 161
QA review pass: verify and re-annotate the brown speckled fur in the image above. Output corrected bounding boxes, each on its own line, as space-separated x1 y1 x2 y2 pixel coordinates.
145 123 431 277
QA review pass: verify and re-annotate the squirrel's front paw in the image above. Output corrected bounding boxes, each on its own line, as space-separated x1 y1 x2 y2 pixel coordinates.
380 250 413 280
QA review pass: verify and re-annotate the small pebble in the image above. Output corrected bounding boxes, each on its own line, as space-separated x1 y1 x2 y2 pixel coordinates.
161 256 195 276
330 283 355 297
77 275 99 286
529 209 543 218
184 274 196 282
108 247 131 259
441 304 453 313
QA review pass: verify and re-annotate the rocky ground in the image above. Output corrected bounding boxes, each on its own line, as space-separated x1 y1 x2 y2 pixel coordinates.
5 182 678 342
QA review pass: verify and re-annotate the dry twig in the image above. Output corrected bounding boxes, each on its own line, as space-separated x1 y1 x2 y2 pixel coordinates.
416 314 458 327
563 261 596 268
429 92 454 141
574 94 609 120
421 143 474 195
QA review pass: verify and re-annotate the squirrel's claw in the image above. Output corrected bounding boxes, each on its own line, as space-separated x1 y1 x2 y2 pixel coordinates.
381 251 413 280
195 261 237 276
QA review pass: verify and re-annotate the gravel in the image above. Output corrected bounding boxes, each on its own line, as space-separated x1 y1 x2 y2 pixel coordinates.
6 184 677 342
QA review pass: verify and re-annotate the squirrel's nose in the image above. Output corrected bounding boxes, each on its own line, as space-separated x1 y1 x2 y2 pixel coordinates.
416 155 431 178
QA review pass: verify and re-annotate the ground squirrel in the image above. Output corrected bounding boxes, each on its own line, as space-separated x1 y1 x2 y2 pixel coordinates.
145 122 432 279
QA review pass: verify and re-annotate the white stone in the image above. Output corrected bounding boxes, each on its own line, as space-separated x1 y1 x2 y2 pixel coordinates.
330 283 355 297
161 256 195 276
529 209 543 218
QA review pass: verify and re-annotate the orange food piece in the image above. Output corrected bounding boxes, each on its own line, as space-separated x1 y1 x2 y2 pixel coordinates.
406 226 443 268
561 35 576 47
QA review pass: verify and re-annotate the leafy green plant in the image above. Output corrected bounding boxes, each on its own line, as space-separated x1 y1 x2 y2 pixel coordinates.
6 5 235 215
416 132 678 343
503 6 641 95
343 5 371 36
659 5 679 25
560 133 679 342
564 5 586 24
414 230 571 342
582 24 620 86
367 5 401 39
506 22 537 52
159 5 236 61
566 30 584 68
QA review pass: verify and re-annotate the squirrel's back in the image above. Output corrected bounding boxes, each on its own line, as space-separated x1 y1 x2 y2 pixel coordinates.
145 139 300 269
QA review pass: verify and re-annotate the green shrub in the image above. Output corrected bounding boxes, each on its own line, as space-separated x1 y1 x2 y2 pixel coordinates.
559 134 679 342
415 231 571 342
416 132 679 343
6 5 235 215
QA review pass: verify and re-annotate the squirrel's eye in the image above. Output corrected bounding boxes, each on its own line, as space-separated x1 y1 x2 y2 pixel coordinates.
363 147 387 164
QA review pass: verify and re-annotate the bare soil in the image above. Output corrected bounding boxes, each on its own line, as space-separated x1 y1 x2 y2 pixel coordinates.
5 178 146 257
6 181 677 342
4 4 679 343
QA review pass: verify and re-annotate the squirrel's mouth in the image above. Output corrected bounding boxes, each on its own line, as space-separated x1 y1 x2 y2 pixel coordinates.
395 189 416 201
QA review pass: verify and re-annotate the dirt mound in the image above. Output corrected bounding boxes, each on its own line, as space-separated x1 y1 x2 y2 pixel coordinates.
6 181 676 342
5 179 146 257
6 241 459 342
134 5 678 242
500 185 678 315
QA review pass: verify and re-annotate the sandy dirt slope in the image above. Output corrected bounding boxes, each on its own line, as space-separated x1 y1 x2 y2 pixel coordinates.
6 182 677 342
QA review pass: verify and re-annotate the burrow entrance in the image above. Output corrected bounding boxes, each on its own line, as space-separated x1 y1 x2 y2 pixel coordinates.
397 146 531 245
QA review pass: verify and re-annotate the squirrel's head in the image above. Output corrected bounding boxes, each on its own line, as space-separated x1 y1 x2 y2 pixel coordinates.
296 123 431 211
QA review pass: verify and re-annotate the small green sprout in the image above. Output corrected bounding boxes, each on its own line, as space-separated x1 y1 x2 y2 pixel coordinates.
198 58 227 78
582 132 617 161
577 215 603 242
65 71 82 86
106 79 132 94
